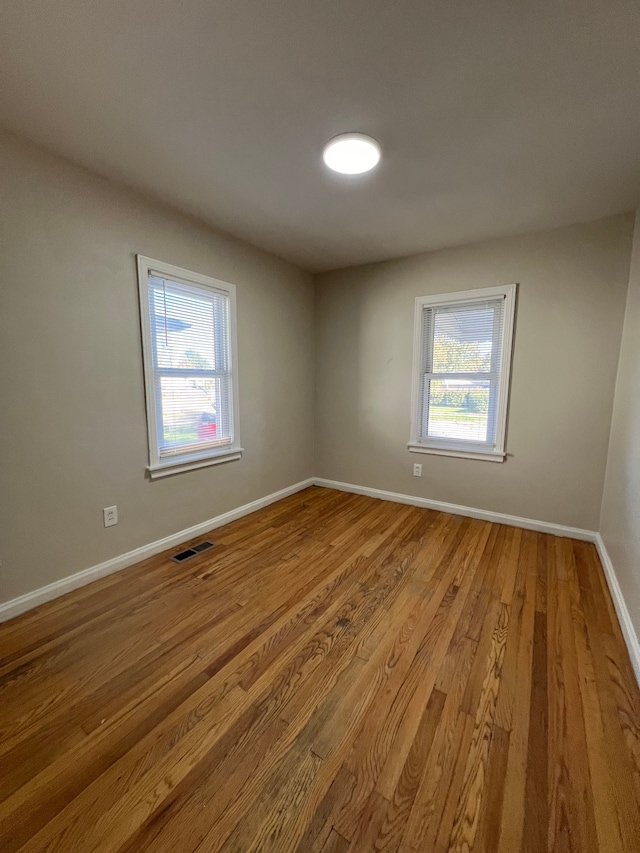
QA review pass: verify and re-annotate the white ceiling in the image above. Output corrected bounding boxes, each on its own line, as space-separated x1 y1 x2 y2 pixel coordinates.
1 0 639 272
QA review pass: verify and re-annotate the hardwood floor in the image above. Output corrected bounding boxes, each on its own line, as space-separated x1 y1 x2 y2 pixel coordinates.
1 486 639 852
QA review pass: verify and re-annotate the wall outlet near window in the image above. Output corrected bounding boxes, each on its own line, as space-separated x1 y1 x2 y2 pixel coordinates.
103 506 118 528
413 463 422 477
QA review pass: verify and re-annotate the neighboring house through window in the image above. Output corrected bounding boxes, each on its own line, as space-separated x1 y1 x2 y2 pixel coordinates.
137 255 242 478
409 284 517 462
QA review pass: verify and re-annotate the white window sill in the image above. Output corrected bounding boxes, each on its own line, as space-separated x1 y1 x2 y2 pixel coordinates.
148 447 244 479
407 442 505 463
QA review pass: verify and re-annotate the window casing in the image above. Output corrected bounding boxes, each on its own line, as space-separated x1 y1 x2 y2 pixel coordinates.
137 256 242 478
409 284 516 462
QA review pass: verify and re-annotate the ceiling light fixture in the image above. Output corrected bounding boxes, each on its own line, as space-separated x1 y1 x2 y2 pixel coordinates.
322 133 381 175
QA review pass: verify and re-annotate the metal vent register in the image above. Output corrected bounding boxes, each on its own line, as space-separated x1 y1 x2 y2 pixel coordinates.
171 541 216 563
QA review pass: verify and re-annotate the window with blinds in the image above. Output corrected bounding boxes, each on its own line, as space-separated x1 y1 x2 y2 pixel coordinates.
409 285 516 461
137 256 241 478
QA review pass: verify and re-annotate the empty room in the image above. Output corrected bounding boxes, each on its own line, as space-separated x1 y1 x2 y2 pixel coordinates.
1 2 640 851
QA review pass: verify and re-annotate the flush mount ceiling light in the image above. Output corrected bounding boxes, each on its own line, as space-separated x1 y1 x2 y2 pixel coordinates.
322 133 381 175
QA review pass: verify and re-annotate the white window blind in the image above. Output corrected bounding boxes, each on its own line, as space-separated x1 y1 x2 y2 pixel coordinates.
410 285 516 461
137 257 241 478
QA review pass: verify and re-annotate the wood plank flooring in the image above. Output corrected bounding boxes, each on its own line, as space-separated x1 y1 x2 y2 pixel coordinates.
0 486 639 852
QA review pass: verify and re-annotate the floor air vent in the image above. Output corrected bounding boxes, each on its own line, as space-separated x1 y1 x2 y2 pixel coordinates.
172 541 216 563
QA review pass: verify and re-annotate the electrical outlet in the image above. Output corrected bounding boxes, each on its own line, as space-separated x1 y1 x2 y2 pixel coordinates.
103 506 118 528
413 463 422 477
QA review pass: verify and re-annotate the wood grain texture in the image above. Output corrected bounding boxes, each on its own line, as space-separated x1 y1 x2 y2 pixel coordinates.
0 486 638 852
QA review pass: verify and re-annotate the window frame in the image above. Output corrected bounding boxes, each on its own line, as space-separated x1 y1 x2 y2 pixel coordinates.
408 283 517 462
137 255 242 479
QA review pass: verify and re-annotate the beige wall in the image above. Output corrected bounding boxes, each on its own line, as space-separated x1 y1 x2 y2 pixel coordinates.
315 216 634 530
0 132 314 602
600 211 640 639
0 127 636 609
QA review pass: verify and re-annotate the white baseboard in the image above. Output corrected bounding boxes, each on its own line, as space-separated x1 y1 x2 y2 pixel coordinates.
0 478 315 623
594 534 640 687
313 478 597 541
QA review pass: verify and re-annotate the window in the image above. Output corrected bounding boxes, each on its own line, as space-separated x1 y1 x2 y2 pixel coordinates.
137 256 242 478
409 284 516 462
